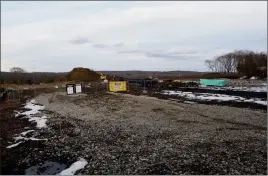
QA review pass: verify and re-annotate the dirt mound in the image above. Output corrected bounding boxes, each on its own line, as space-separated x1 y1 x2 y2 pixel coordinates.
66 67 100 82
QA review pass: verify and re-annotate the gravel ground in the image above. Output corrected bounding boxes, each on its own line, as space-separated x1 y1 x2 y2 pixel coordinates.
24 92 268 175
226 79 267 87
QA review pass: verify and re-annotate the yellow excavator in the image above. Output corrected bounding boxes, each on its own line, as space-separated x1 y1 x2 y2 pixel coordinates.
99 73 106 80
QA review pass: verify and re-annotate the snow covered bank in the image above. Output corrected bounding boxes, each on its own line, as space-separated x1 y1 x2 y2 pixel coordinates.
201 85 267 92
59 158 88 175
161 90 267 106
227 86 267 92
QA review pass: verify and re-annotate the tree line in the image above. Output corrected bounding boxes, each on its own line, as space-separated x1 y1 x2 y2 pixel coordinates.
205 50 267 78
2 50 267 85
0 68 67 84
1 67 204 85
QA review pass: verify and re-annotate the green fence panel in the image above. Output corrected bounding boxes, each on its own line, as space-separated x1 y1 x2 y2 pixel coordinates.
200 79 226 87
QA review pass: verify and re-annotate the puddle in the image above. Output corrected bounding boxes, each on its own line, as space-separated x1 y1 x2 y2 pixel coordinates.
25 161 67 175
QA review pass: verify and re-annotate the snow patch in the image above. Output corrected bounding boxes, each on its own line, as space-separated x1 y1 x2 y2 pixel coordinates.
6 141 23 149
20 130 35 136
21 103 44 116
202 86 267 92
14 136 47 142
227 86 267 92
184 101 196 104
58 158 88 175
197 94 238 101
28 116 48 128
250 76 257 80
162 90 267 106
16 99 48 129
248 87 267 92
254 100 267 106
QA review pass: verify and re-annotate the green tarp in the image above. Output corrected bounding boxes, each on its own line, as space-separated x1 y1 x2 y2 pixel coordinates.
200 79 226 87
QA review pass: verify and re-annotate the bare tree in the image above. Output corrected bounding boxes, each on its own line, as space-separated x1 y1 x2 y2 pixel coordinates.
207 51 245 74
10 67 26 84
205 50 267 77
222 53 236 73
10 67 26 73
205 60 215 72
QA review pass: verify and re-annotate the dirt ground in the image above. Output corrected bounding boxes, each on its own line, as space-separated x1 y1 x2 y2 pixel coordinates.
0 88 63 174
1 90 267 175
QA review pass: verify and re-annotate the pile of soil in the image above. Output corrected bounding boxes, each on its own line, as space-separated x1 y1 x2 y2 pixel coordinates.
66 68 100 82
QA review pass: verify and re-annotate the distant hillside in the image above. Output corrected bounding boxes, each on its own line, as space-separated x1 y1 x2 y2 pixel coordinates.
0 70 204 84
99 70 203 79
0 72 67 84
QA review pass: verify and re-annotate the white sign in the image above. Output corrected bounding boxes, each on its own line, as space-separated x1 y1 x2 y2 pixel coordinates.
76 84 82 93
67 86 74 95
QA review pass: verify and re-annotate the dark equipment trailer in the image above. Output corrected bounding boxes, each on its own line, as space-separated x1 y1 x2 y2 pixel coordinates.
127 78 158 88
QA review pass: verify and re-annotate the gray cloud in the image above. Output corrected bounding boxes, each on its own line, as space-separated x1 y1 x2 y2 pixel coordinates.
92 42 124 48
92 44 109 48
118 48 201 60
113 42 124 47
168 50 199 55
70 37 91 45
145 52 199 60
117 50 142 54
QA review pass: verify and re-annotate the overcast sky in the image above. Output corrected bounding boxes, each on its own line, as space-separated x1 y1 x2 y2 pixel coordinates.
1 1 267 72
